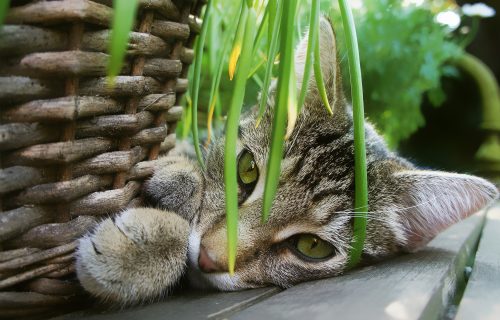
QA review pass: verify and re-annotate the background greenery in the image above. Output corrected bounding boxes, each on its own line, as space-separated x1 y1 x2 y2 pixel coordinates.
178 0 475 148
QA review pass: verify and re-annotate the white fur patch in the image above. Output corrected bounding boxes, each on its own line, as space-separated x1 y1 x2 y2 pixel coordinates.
187 229 201 271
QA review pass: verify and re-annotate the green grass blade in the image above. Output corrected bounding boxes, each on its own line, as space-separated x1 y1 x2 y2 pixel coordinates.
313 26 333 115
285 58 297 139
0 0 9 26
261 0 297 222
256 0 283 127
267 0 277 51
225 5 257 275
251 6 269 58
191 0 214 170
297 0 320 112
338 0 368 269
107 0 138 82
229 4 249 80
207 11 219 76
247 56 266 79
206 7 242 144
181 94 193 139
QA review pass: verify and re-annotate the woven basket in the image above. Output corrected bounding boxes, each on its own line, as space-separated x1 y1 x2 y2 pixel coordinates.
0 0 203 318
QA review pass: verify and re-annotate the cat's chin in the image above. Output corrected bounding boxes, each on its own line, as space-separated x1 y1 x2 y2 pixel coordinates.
186 229 252 291
186 267 245 291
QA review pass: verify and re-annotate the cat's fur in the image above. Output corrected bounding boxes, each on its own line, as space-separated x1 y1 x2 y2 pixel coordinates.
76 18 498 305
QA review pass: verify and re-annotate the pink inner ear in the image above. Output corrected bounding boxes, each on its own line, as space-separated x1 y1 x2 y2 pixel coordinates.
395 171 498 251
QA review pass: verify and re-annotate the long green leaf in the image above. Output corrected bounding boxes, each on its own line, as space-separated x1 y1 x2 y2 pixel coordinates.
261 0 298 222
256 0 283 127
0 0 9 26
313 24 333 115
225 5 257 275
191 0 214 170
338 0 368 269
229 4 249 80
297 0 320 112
206 6 242 144
251 7 269 58
182 94 193 139
107 0 138 82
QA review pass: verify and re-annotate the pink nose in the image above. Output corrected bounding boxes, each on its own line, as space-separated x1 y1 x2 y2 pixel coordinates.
198 245 224 273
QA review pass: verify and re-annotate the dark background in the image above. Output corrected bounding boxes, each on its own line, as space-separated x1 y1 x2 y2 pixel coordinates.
399 0 500 176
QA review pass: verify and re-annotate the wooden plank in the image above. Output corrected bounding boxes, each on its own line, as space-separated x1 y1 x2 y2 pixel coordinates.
232 212 486 320
56 288 279 320
455 204 500 320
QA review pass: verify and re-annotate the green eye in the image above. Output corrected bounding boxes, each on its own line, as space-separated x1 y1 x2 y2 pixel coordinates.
237 149 259 186
294 234 335 260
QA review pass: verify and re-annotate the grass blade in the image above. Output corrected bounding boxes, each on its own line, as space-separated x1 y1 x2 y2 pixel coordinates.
191 0 214 170
225 5 257 275
267 0 277 51
313 25 333 115
262 0 298 222
107 0 138 82
338 0 368 269
229 4 249 80
297 0 320 112
181 94 193 139
256 0 283 127
251 6 269 58
0 0 9 26
206 5 242 145
285 62 297 139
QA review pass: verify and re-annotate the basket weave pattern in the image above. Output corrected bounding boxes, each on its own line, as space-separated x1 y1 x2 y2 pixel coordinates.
0 0 203 317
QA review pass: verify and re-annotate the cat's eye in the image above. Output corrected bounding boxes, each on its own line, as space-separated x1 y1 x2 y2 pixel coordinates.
237 149 258 187
291 234 336 260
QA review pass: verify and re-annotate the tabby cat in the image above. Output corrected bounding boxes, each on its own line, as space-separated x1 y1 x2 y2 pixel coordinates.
76 17 498 305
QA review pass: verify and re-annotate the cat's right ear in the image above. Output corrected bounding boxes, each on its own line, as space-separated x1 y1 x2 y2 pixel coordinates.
391 170 498 251
294 16 342 114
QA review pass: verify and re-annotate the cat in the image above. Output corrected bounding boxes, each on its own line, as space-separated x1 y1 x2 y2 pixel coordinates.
76 17 498 305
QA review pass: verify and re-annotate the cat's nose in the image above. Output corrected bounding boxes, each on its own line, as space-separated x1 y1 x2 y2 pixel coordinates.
198 245 226 273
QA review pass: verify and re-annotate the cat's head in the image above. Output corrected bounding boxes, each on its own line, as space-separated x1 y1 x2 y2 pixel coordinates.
149 18 498 291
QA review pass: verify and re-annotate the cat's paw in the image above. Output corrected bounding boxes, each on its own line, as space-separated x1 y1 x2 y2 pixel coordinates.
143 155 204 223
76 208 189 305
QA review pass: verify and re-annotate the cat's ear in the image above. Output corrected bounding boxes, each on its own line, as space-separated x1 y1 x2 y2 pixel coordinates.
295 16 341 112
392 171 498 251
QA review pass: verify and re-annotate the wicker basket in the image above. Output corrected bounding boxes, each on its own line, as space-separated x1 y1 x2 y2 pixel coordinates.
0 0 203 317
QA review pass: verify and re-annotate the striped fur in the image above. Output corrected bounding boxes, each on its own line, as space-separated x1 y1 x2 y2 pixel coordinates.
76 17 498 305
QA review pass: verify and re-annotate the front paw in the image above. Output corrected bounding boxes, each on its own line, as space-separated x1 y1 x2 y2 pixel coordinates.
76 208 189 305
143 155 204 223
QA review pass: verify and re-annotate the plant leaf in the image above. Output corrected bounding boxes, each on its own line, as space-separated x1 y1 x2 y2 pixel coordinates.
255 0 284 127
261 0 298 222
206 4 242 145
313 24 333 115
107 0 139 83
229 5 249 80
285 63 297 139
338 0 369 269
225 5 257 275
191 0 214 170
297 0 320 112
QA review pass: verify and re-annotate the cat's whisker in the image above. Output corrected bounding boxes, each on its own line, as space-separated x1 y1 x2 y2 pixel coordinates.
334 197 437 216
336 213 422 238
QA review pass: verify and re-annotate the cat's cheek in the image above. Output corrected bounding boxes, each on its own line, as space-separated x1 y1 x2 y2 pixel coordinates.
263 249 349 287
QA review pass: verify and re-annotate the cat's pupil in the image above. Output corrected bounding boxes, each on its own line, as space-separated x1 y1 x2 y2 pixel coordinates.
310 238 318 249
245 161 255 172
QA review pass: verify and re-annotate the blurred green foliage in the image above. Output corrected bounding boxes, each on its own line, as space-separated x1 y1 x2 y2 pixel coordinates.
180 0 464 147
351 0 462 147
